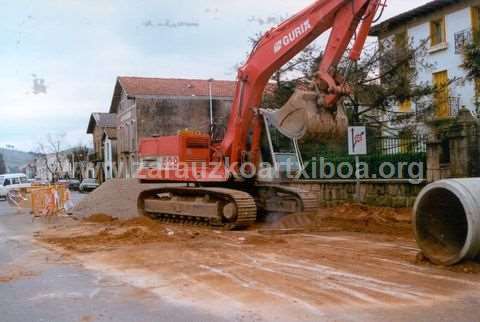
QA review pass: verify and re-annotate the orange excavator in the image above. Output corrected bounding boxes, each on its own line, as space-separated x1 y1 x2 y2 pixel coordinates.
137 0 385 229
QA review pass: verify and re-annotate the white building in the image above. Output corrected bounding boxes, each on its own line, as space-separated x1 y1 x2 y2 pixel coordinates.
371 0 480 127
33 150 96 182
34 153 72 182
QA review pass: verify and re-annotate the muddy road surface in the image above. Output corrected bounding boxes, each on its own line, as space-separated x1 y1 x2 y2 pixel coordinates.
34 204 480 322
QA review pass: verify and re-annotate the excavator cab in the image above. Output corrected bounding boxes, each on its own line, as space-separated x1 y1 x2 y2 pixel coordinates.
259 111 304 181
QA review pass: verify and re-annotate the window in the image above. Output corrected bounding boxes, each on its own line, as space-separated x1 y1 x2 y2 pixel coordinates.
20 177 27 184
4 179 11 186
394 31 408 50
395 31 413 112
12 177 20 185
399 100 412 113
433 70 449 118
472 6 480 39
126 123 131 152
430 17 446 46
131 122 136 152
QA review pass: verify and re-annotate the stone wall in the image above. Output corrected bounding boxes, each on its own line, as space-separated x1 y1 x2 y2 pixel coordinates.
281 180 425 208
427 108 480 181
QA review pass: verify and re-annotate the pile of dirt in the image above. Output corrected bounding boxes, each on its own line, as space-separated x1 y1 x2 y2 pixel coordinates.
39 216 202 253
83 213 117 223
72 179 172 220
268 203 413 238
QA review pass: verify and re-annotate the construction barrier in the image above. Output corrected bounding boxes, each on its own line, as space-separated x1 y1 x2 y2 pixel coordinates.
7 190 29 208
27 185 71 217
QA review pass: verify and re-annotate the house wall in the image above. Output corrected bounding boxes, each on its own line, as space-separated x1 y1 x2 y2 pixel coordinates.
377 1 480 123
110 81 234 179
135 97 232 138
409 7 476 112
115 89 138 179
93 127 104 159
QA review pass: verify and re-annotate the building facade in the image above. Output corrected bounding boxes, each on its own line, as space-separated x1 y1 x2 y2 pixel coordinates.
102 128 117 180
108 77 236 178
30 149 96 182
371 0 480 129
86 113 118 182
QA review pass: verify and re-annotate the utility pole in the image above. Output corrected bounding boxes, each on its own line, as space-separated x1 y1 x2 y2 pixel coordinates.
208 78 214 136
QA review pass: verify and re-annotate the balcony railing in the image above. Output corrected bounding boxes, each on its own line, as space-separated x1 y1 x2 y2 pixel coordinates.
415 96 461 120
447 96 461 116
454 29 473 54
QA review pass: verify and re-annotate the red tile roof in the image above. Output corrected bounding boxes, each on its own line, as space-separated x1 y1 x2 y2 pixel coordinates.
118 77 237 98
109 76 277 113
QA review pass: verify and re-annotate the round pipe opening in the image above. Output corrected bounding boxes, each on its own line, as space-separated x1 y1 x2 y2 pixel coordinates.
415 187 468 264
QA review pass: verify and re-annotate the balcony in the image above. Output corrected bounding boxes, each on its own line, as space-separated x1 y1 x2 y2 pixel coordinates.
446 96 461 116
415 96 461 121
454 29 473 54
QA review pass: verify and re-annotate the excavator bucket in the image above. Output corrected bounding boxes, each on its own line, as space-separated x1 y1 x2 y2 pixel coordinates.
264 89 348 141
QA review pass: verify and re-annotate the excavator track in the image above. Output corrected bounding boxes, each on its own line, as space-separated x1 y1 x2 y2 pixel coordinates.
138 187 257 230
255 184 318 214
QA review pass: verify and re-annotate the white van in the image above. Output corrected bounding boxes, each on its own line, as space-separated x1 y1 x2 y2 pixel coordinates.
0 173 31 200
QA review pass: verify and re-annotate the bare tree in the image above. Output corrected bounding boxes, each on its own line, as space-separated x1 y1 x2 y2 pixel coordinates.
37 133 68 182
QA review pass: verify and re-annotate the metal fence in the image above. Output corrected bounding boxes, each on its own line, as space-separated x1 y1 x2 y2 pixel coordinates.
374 135 428 155
300 134 428 180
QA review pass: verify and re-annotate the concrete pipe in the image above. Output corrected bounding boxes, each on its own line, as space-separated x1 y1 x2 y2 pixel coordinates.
413 179 480 265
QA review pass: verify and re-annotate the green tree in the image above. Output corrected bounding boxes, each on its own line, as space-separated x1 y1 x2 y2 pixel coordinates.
463 39 480 80
462 34 480 113
262 35 457 136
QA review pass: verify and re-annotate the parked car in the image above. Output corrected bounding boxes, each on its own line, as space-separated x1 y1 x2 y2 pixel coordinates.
68 179 81 191
0 173 31 201
79 178 99 193
57 180 70 188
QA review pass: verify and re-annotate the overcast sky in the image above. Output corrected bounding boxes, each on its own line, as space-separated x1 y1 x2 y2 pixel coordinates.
0 0 431 152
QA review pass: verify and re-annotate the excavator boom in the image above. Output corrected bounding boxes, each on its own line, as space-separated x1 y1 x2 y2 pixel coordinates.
222 0 383 165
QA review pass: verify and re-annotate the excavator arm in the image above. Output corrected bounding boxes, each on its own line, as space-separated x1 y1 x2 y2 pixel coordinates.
220 0 383 165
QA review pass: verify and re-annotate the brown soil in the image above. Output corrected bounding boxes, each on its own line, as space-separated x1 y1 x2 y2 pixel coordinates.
265 203 413 238
0 266 37 283
39 215 211 253
83 213 117 224
79 316 95 322
415 252 480 274
36 204 480 321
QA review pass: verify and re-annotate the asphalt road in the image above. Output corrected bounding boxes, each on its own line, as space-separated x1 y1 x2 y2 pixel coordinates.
0 195 227 322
